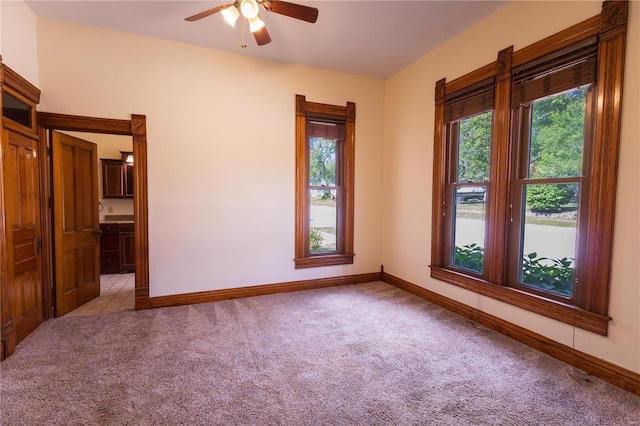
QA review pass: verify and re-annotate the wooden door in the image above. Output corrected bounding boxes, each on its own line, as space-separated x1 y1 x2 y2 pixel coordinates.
1 129 44 342
52 131 100 316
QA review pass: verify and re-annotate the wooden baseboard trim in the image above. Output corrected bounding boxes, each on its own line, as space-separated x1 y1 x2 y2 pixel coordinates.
135 286 150 310
149 272 383 309
382 272 640 396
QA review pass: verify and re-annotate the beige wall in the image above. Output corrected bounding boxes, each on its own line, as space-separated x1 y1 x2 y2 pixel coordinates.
36 18 385 298
1 0 38 85
383 1 640 373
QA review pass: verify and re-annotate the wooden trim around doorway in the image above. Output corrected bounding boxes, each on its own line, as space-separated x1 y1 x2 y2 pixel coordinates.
37 112 150 311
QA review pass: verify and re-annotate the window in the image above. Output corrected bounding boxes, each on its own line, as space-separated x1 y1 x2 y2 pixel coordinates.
295 95 355 268
431 1 628 335
508 43 597 303
2 91 32 128
443 80 494 277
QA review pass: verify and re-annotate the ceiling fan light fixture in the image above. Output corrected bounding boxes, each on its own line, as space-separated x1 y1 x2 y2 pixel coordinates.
248 15 265 33
221 5 240 27
240 0 259 19
185 0 319 48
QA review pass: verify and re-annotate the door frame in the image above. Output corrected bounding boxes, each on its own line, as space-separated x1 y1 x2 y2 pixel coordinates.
37 112 150 312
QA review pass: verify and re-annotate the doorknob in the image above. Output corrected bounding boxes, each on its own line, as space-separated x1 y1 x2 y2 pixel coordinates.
94 229 103 242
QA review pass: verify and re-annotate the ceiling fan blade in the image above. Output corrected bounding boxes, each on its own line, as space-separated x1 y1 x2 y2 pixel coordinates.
262 1 318 23
253 25 272 46
185 4 230 22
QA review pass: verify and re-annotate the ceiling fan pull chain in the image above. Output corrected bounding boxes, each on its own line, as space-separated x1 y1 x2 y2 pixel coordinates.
241 17 247 48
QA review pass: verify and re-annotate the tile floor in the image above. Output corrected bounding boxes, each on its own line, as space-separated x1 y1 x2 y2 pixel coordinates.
66 273 135 316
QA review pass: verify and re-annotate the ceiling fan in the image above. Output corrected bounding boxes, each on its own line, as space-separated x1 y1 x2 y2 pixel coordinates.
185 0 319 47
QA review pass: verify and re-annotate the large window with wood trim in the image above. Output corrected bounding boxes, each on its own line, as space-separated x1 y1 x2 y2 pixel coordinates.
431 1 628 335
295 95 355 269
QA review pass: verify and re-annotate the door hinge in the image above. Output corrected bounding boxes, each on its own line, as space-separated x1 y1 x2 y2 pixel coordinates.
47 146 52 157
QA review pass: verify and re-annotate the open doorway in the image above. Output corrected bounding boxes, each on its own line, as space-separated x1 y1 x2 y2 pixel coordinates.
57 130 135 316
37 113 149 320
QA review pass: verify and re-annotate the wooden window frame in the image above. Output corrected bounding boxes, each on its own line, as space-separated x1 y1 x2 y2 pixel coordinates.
443 98 494 278
295 95 355 269
430 0 628 335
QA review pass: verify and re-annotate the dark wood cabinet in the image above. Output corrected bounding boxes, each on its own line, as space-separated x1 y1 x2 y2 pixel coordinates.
123 162 134 198
119 223 135 273
100 223 121 274
102 159 123 198
101 151 133 199
100 223 135 274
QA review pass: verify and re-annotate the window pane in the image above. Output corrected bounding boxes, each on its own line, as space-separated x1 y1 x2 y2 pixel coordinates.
309 138 336 186
457 111 492 183
310 189 337 253
520 183 579 297
2 92 31 128
529 87 587 179
452 186 486 274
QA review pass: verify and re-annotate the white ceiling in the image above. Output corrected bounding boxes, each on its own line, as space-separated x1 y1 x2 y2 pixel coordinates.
26 0 507 79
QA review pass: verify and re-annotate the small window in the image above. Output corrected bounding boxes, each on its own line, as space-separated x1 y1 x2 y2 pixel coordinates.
295 95 355 268
309 125 342 253
2 92 32 128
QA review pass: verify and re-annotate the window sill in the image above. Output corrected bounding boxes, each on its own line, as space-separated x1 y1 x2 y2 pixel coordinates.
295 253 354 269
430 266 609 335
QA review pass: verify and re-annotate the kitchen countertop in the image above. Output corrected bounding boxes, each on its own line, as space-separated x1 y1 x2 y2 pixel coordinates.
102 214 134 224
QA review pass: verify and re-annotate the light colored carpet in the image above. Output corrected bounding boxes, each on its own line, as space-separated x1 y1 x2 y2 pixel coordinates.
1 281 639 425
